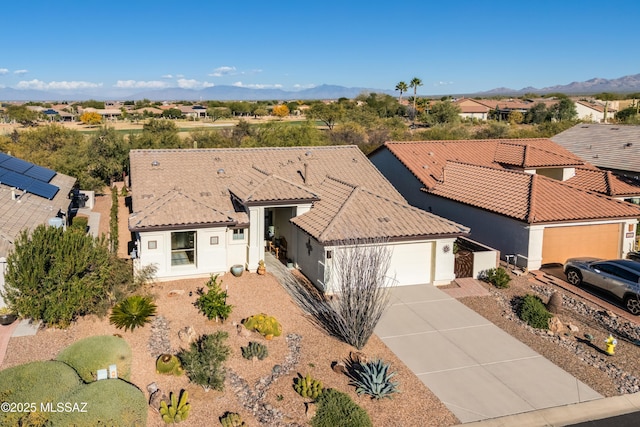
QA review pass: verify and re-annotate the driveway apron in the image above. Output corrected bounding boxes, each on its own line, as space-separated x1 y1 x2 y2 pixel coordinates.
375 284 602 423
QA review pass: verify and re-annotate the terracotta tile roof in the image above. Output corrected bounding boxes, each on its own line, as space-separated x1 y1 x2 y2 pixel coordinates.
429 162 640 223
575 100 615 113
565 168 640 197
551 123 640 173
383 139 586 189
129 146 467 239
291 177 469 243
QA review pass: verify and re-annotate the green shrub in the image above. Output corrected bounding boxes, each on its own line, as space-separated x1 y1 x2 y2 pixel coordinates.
242 313 282 339
484 267 511 288
109 295 157 331
519 294 553 330
311 388 372 427
70 215 89 232
347 359 399 400
48 378 147 427
1 224 134 328
194 274 233 321
56 335 132 382
0 361 81 427
178 332 230 392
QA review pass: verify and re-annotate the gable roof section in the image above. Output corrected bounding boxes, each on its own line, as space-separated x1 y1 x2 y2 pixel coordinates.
428 162 640 223
291 177 469 243
228 165 319 205
128 189 239 230
493 141 584 168
565 168 640 197
551 124 640 173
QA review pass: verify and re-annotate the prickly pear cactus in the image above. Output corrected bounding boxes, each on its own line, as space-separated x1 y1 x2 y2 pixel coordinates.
241 341 268 361
220 411 246 426
243 313 282 340
156 354 184 376
293 373 323 399
159 390 190 423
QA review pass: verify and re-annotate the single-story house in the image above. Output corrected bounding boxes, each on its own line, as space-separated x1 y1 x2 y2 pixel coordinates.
453 98 491 120
574 101 615 123
369 139 640 270
0 153 76 307
128 146 469 290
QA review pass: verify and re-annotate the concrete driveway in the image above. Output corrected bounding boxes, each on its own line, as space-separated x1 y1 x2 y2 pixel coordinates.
375 284 602 423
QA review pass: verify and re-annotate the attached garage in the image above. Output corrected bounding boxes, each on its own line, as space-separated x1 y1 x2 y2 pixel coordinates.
387 241 433 286
542 223 621 265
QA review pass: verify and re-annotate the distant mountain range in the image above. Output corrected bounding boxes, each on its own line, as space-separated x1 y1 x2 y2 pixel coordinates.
1 74 639 102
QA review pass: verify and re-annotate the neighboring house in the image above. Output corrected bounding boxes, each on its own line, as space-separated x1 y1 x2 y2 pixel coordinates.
552 123 640 181
128 146 469 290
574 100 615 123
453 98 491 120
80 107 122 120
369 139 640 271
0 153 76 307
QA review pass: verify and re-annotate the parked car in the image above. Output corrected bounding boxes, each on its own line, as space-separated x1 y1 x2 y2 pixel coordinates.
563 258 640 315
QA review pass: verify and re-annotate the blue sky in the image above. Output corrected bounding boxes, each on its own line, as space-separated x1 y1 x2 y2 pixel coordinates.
1 0 638 97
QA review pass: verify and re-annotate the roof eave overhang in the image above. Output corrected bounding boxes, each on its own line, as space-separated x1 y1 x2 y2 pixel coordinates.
243 197 320 207
130 220 236 233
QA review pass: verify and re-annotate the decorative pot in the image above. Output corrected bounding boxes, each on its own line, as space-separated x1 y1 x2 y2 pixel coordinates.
257 266 266 275
0 313 17 326
230 264 244 277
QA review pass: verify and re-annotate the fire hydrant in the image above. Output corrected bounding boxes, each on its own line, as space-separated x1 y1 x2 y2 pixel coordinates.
605 334 617 356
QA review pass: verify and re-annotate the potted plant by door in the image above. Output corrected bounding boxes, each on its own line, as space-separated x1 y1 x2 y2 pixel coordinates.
0 307 18 326
257 260 266 275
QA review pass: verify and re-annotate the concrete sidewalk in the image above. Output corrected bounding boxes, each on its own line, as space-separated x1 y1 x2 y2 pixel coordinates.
375 284 602 424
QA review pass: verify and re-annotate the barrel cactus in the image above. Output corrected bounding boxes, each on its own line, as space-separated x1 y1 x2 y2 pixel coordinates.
156 354 183 376
293 373 323 399
241 341 268 361
242 313 282 340
219 411 246 426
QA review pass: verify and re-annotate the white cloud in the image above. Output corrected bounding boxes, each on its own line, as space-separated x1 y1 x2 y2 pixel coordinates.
293 83 316 89
16 79 102 90
0 68 8 75
209 66 237 77
114 80 168 89
177 78 214 89
14 69 28 75
435 81 454 86
232 81 282 89
161 74 173 79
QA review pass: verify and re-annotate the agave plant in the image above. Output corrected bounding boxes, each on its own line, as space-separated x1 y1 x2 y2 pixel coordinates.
347 358 399 399
110 295 157 332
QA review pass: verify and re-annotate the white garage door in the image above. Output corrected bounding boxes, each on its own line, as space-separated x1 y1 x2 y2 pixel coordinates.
387 242 433 286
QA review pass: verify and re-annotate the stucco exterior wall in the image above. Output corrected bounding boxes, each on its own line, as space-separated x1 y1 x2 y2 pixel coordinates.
0 257 6 308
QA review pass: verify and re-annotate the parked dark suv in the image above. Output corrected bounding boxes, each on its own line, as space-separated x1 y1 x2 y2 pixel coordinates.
563 258 640 315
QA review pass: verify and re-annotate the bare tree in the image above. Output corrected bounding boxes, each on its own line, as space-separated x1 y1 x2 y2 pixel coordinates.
281 237 395 349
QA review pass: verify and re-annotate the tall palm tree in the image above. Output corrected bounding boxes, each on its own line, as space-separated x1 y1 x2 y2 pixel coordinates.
395 81 408 103
409 77 423 124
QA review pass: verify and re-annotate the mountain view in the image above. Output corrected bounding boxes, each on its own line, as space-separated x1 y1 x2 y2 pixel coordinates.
1 74 639 102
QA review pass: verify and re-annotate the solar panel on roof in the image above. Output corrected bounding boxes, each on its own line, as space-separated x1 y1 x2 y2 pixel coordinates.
24 165 56 182
0 166 9 179
0 152 11 164
0 170 34 189
26 180 59 200
1 157 32 173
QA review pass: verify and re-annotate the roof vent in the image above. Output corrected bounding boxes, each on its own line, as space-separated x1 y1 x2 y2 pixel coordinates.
217 168 225 175
151 160 160 167
625 143 633 148
428 152 434 156
305 150 312 157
